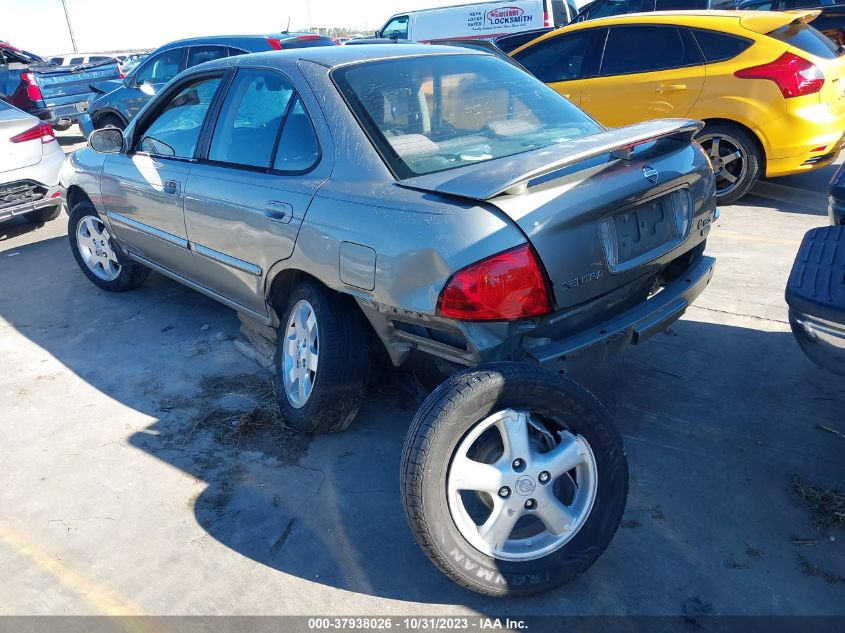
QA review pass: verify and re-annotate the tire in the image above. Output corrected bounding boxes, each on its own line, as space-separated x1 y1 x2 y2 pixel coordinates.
24 204 61 224
696 123 762 205
401 362 628 597
52 123 71 132
94 113 126 131
273 280 371 434
67 201 150 292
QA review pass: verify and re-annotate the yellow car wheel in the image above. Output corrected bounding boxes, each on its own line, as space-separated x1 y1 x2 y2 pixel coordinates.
696 123 761 205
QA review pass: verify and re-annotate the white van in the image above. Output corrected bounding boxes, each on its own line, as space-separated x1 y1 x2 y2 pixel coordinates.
376 0 578 42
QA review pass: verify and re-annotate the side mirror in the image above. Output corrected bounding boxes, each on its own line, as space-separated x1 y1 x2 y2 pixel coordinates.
374 30 380 37
89 127 124 153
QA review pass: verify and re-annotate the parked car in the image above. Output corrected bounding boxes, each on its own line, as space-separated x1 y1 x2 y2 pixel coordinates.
786 225 845 375
510 10 845 203
48 53 121 66
0 100 63 224
738 0 845 45
78 33 335 137
829 161 845 224
376 0 579 42
60 44 716 596
573 0 712 22
0 41 122 131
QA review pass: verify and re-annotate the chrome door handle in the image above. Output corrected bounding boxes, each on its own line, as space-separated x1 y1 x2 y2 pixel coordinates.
265 201 293 223
163 179 180 195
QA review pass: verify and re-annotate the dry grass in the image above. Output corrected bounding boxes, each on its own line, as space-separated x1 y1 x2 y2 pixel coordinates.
791 475 845 531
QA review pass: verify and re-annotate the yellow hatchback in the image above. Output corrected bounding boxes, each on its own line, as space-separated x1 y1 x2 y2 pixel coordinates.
511 10 845 203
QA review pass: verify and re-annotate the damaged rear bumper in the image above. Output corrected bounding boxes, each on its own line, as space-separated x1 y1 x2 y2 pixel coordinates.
523 255 715 370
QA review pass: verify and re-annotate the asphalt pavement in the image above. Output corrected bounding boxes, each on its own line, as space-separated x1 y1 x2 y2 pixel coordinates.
0 128 842 616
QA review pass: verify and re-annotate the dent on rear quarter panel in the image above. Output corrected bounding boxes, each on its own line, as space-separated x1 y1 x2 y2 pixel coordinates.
285 59 527 315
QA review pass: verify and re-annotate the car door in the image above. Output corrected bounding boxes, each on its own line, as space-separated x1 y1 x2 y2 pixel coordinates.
121 47 186 120
183 68 328 315
101 73 224 276
579 24 706 127
512 28 604 104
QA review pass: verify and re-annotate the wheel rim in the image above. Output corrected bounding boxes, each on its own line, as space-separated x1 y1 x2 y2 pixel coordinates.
282 299 319 409
76 215 121 281
697 133 748 198
447 409 598 562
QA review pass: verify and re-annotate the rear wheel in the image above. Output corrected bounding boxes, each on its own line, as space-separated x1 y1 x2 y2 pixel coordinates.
697 123 761 205
401 362 628 596
273 281 371 434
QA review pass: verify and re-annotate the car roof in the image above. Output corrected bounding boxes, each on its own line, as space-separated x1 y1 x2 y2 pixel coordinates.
157 32 329 50
203 43 489 70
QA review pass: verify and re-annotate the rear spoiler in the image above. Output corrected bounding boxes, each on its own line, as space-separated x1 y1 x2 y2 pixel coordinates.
738 10 820 34
395 118 703 201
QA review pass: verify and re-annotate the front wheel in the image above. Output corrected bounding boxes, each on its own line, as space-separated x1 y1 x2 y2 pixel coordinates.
67 201 150 292
401 363 628 597
696 123 762 205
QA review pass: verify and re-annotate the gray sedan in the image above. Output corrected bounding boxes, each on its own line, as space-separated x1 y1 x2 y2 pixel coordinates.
59 44 716 597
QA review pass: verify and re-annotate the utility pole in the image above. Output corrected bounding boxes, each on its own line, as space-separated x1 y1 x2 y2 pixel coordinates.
304 0 312 30
60 0 78 53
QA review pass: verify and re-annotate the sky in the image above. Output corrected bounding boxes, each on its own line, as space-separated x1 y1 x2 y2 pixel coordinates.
1 0 470 56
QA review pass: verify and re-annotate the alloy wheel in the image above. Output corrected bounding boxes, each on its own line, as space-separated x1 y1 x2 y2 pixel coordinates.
76 215 121 281
282 299 319 409
447 409 598 561
697 133 748 198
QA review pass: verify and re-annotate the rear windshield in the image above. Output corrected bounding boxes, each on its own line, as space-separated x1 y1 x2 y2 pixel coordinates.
768 22 843 59
333 54 601 178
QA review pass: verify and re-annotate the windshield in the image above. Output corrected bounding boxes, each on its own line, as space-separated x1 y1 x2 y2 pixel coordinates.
333 54 601 178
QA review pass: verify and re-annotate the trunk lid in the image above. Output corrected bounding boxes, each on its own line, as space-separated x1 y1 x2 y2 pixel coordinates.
0 102 42 172
397 119 716 310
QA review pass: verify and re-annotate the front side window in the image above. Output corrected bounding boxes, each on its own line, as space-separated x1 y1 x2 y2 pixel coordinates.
382 16 409 40
135 48 182 85
187 45 229 68
600 26 700 75
513 30 596 83
334 54 601 178
137 76 222 159
209 70 294 169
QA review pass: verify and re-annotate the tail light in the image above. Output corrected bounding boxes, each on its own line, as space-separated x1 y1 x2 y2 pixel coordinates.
266 37 283 50
10 122 56 144
543 11 551 27
734 52 824 98
437 244 552 321
20 72 43 102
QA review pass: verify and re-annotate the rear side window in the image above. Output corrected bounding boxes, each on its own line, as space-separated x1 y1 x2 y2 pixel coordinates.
208 69 294 169
600 26 702 75
513 31 597 82
138 76 223 159
272 97 320 172
70 57 83 65
187 45 229 68
691 28 753 62
768 23 843 59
